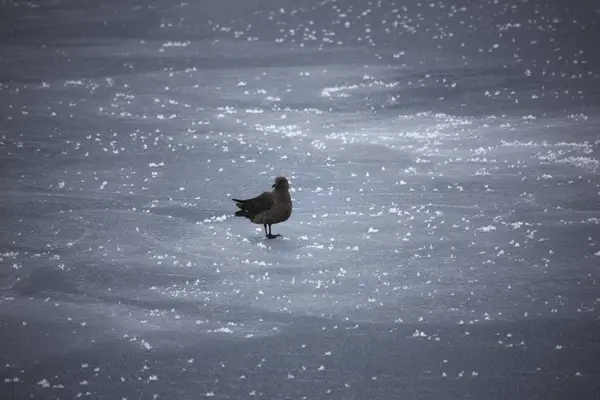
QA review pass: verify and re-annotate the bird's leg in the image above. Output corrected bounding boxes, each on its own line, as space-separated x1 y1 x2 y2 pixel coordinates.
266 224 282 239
263 224 268 237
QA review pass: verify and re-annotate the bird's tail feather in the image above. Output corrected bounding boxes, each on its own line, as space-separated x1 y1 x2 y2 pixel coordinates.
232 198 248 211
235 210 252 219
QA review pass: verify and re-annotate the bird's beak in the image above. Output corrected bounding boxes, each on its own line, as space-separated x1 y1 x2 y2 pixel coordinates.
272 184 276 188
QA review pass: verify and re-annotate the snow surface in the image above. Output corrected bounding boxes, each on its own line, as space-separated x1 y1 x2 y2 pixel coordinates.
1 0 600 398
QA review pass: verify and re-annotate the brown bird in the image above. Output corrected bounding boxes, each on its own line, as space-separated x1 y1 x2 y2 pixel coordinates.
232 176 293 239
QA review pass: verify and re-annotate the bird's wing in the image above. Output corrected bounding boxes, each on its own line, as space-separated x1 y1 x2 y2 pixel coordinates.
233 191 275 214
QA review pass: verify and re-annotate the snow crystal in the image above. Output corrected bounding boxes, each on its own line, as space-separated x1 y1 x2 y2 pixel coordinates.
37 379 51 388
162 41 190 47
213 327 234 334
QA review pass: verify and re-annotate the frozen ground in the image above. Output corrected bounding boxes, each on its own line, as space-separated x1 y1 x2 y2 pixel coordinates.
1 0 600 398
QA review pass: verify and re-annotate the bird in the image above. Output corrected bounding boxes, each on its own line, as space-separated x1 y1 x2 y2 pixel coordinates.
232 176 293 239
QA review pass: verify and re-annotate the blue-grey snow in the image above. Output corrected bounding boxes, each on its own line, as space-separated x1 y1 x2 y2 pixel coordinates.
1 0 599 398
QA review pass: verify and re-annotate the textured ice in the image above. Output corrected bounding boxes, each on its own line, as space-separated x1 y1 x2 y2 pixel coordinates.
1 0 600 398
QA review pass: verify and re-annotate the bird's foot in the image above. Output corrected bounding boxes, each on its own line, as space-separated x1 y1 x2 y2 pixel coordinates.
266 234 282 239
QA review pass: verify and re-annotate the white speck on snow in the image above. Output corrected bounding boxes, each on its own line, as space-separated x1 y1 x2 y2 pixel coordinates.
213 327 234 334
37 379 50 388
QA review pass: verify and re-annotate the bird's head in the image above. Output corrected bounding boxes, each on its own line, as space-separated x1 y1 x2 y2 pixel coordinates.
272 176 290 190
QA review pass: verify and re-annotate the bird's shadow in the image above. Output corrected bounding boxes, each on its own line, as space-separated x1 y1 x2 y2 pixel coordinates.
149 205 229 224
242 233 298 249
